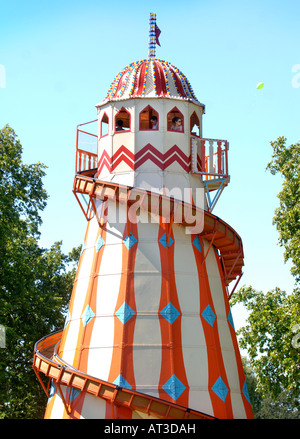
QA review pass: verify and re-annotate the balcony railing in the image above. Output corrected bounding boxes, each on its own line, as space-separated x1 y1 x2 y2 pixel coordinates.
191 137 229 180
75 120 98 173
75 121 229 184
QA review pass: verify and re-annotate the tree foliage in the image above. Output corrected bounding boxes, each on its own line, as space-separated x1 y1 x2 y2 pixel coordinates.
0 125 79 418
266 136 300 283
232 136 300 418
231 286 300 411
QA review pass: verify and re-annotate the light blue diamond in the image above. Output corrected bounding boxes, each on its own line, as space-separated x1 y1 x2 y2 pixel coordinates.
163 375 186 401
202 304 216 327
48 381 55 400
160 302 180 324
193 235 202 252
123 233 137 250
96 235 105 252
212 377 228 402
228 309 235 330
113 375 132 390
115 302 135 324
81 304 95 327
159 233 174 248
242 380 251 404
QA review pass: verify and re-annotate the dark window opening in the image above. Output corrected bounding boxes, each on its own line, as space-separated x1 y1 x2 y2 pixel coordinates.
140 105 159 130
115 108 131 132
167 107 184 133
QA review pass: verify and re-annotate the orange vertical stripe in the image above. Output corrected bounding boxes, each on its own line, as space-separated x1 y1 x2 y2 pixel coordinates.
158 220 189 407
214 251 254 419
107 202 137 394
192 234 233 418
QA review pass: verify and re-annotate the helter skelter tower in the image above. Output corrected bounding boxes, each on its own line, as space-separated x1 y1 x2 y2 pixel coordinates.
33 14 253 419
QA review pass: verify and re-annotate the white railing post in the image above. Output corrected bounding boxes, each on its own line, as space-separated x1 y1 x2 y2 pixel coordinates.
209 140 214 174
191 137 198 173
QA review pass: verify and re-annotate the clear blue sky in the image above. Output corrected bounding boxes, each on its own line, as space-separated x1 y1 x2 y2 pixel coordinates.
1 0 299 327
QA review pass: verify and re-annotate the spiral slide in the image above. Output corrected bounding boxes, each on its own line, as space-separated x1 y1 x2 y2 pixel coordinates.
32 174 251 419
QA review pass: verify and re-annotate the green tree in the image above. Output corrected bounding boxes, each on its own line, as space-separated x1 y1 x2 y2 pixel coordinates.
232 286 300 412
0 125 79 418
266 136 300 283
232 137 300 417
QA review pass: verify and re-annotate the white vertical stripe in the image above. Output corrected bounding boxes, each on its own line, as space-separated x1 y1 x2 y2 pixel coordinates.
46 387 67 419
87 201 125 380
80 394 107 419
133 212 162 398
173 225 213 416
61 215 99 366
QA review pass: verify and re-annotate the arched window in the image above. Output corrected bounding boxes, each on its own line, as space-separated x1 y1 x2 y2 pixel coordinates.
167 107 184 133
139 105 159 131
190 111 200 137
101 112 109 137
115 107 131 133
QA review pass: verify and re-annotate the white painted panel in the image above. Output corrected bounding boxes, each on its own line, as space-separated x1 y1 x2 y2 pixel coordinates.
80 393 107 419
60 217 98 364
46 388 67 419
60 319 80 365
133 216 162 394
87 201 125 380
173 225 213 415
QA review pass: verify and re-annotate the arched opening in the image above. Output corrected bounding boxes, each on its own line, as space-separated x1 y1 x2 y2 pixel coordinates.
101 113 109 137
167 107 184 133
115 108 131 133
139 105 159 130
190 111 200 137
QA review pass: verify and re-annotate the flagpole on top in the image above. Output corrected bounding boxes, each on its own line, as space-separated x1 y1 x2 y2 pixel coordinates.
149 13 161 58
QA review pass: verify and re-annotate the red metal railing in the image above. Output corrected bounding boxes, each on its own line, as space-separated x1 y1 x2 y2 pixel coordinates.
191 137 229 180
75 120 98 173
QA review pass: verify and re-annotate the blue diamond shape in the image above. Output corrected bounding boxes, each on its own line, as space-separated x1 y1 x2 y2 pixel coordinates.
67 387 81 403
96 235 105 252
113 375 132 390
160 302 180 324
115 302 135 324
242 380 251 404
159 233 174 248
123 233 137 250
202 304 216 327
81 304 95 327
212 377 228 402
48 381 55 399
193 235 202 252
228 309 235 330
163 375 186 401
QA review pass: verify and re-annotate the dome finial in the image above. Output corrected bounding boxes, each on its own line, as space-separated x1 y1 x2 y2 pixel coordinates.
149 13 161 58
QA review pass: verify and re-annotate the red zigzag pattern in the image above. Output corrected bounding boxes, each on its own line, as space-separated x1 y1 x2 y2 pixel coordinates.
98 144 194 174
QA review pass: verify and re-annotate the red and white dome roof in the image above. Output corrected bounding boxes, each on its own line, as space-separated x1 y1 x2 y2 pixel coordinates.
101 58 203 106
